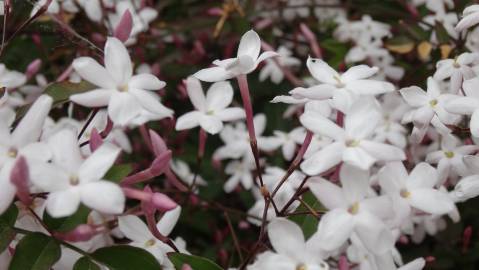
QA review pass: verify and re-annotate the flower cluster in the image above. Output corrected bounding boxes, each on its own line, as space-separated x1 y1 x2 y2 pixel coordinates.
3 1 479 270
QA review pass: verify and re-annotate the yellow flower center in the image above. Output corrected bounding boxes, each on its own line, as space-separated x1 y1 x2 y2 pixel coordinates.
429 99 438 107
296 264 307 270
334 75 345 88
400 189 411 198
145 239 156 247
206 110 215 115
118 84 129 92
346 140 360 147
348 202 360 215
69 175 79 186
444 151 454 158
7 148 17 158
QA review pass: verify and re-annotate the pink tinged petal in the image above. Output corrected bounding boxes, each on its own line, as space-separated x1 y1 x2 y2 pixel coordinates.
342 147 376 170
185 77 206 111
10 156 31 206
309 177 347 209
114 9 133 43
340 164 369 203
89 128 103 152
78 143 121 183
70 89 113 108
354 212 395 254
444 97 479 115
360 140 406 162
218 108 245 122
267 218 305 259
399 86 428 107
193 67 233 82
306 57 339 84
340 65 379 82
72 57 116 89
12 95 52 147
377 162 408 194
46 189 81 218
300 142 344 175
408 189 455 215
346 80 394 95
315 208 354 251
129 89 173 116
108 92 142 126
104 37 132 85
48 129 83 172
0 166 16 214
80 181 125 214
198 115 223 134
407 162 438 189
237 30 261 60
157 206 181 236
206 81 233 110
289 84 335 100
300 112 344 140
470 109 479 137
175 111 202 130
128 74 166 90
118 215 153 242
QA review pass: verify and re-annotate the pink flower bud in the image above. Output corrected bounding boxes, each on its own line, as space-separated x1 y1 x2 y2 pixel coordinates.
10 156 32 206
149 130 168 156
114 10 133 43
463 226 472 253
25 59 42 80
89 128 103 152
149 151 172 176
338 256 349 270
207 7 223 16
54 224 98 242
151 192 177 212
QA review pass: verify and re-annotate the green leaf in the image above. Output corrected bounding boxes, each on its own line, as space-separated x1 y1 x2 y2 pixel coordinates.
73 257 101 270
435 22 450 44
14 80 95 122
8 232 61 270
91 245 162 270
289 191 324 239
45 81 95 107
43 205 90 232
0 205 19 253
104 164 133 183
168 253 222 270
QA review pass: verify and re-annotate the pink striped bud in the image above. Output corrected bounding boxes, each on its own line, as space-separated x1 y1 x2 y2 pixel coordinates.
338 256 349 270
149 129 168 156
181 264 192 270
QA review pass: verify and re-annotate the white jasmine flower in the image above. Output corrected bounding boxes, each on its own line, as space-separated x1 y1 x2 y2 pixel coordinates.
70 37 173 126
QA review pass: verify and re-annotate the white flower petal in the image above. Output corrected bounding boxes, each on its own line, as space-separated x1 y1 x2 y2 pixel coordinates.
129 74 166 90
70 89 113 107
267 218 305 259
72 57 116 89
105 37 132 85
408 189 454 215
108 92 142 126
193 67 233 82
79 143 120 183
157 206 181 236
119 215 153 242
185 77 206 111
46 189 81 218
237 30 261 60
314 208 354 251
300 142 344 175
175 111 201 130
12 95 52 147
206 81 233 111
80 181 125 214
